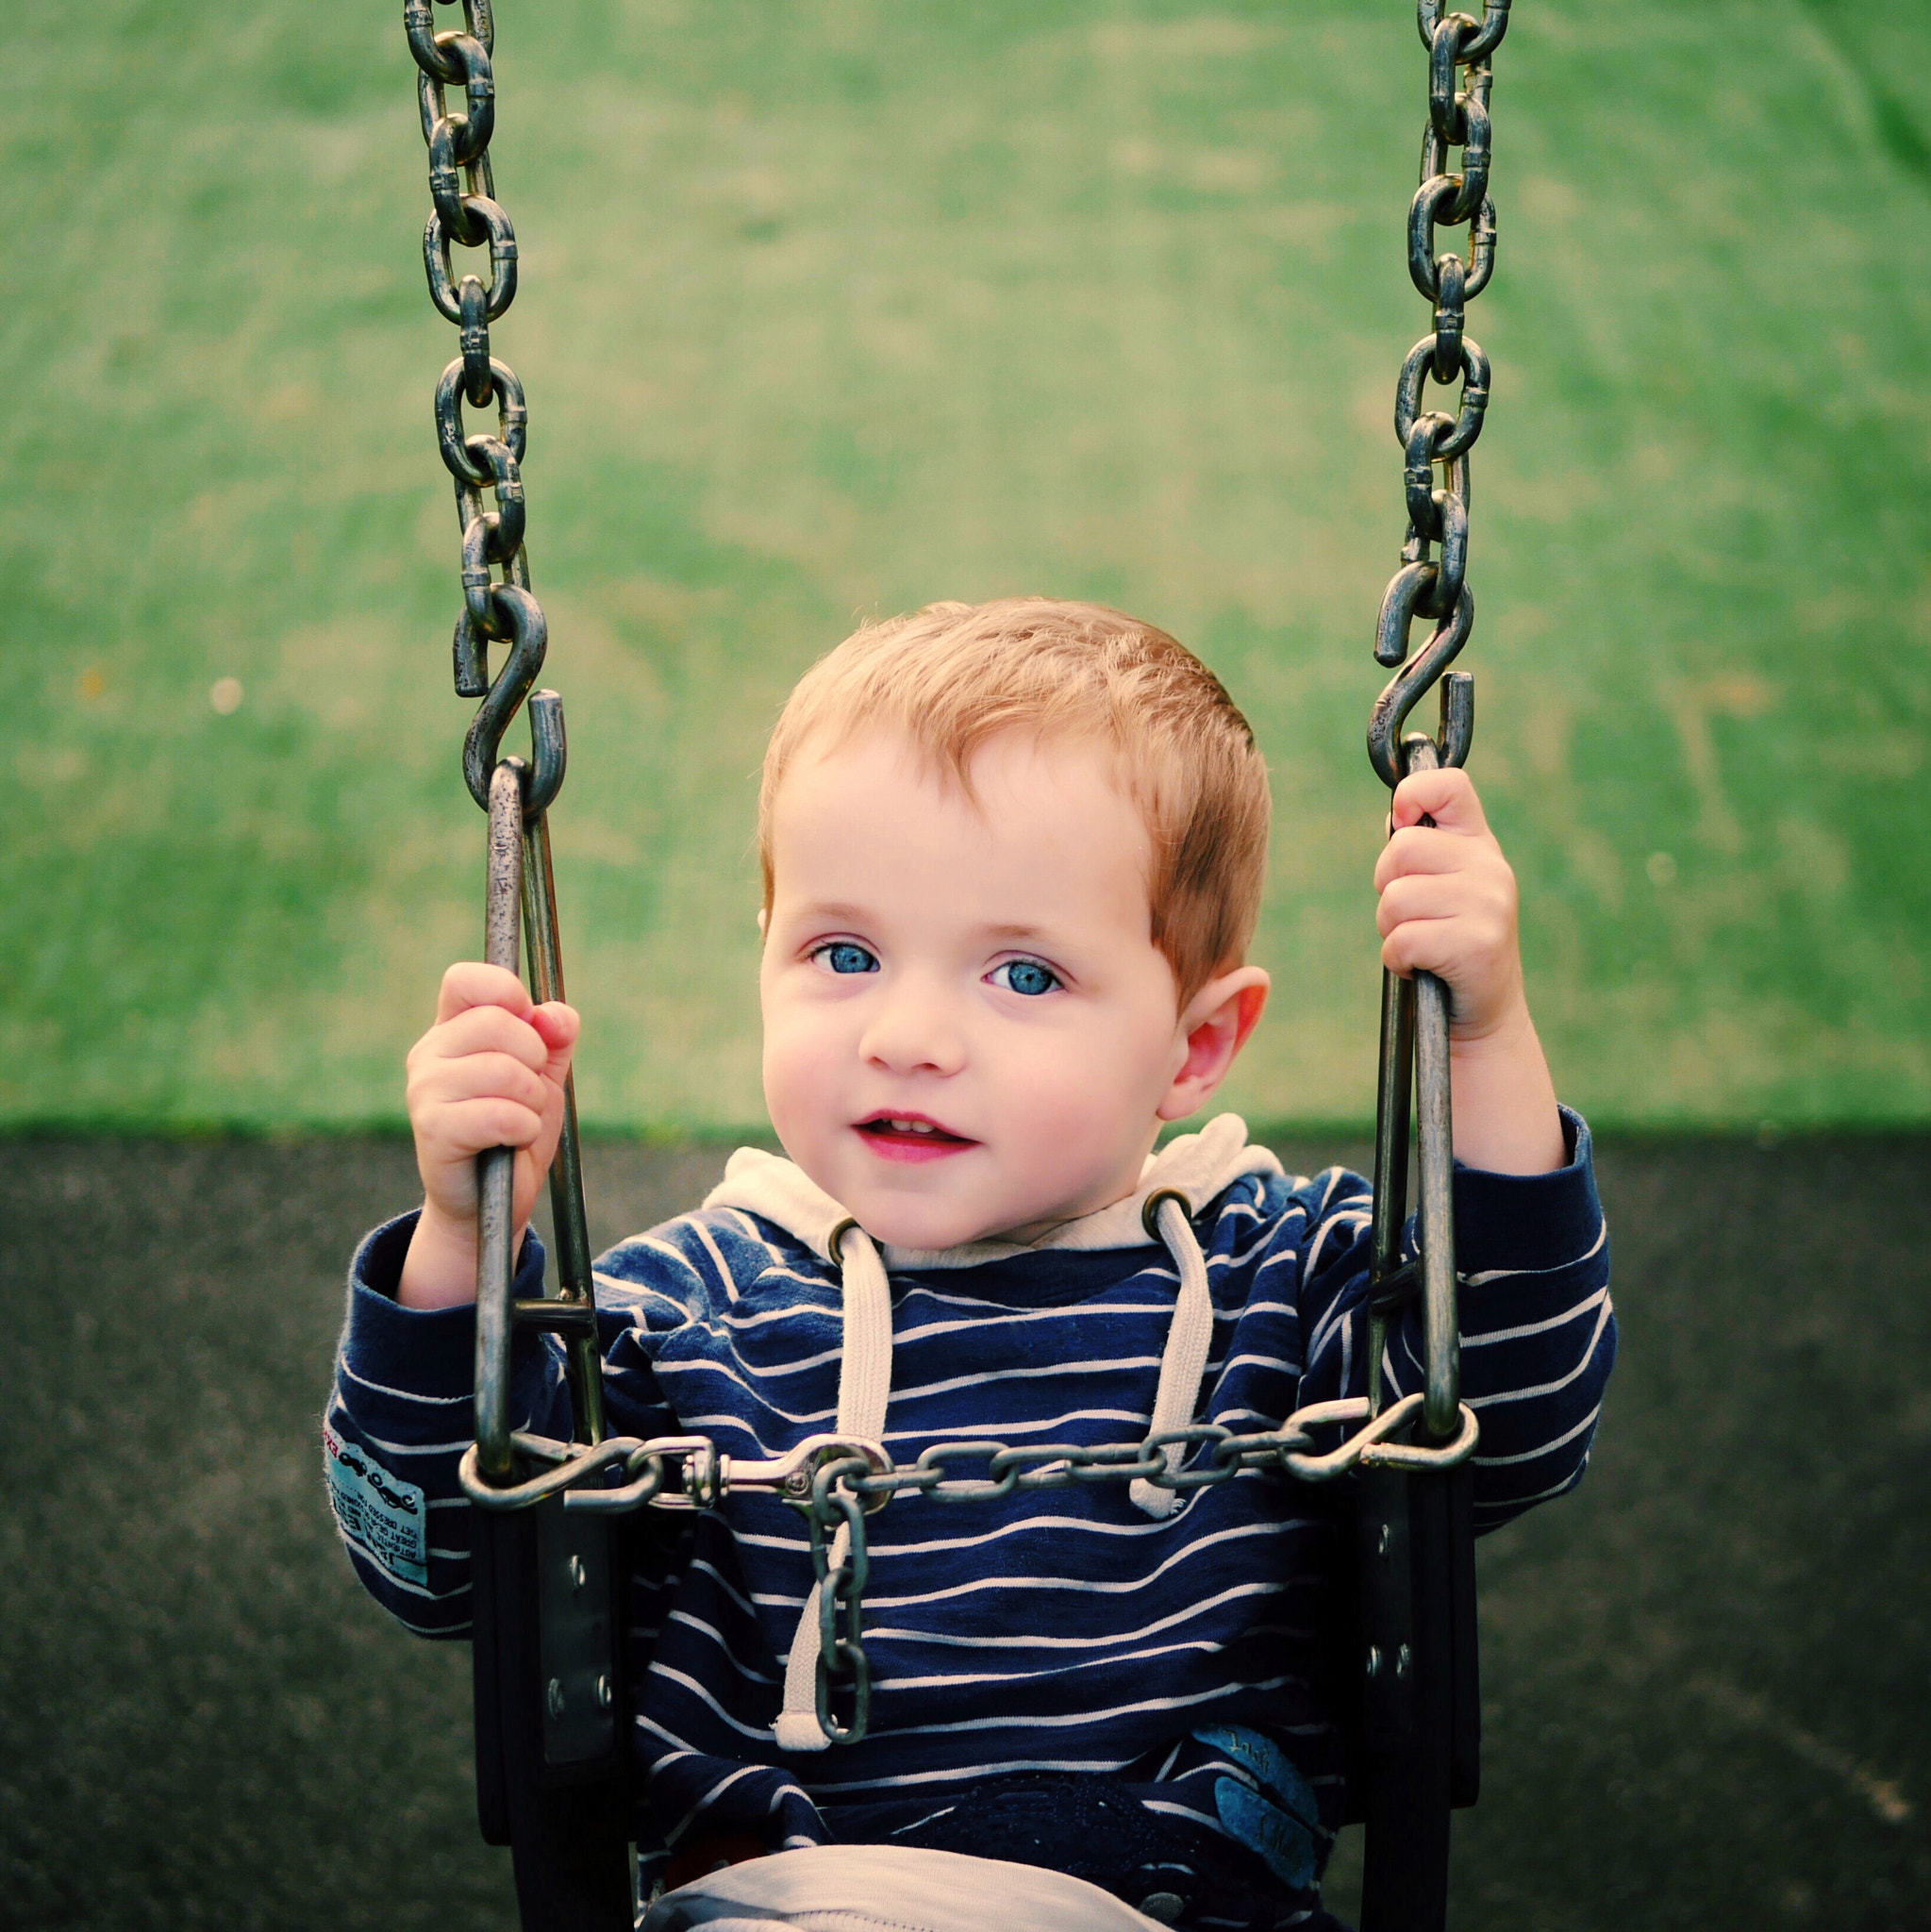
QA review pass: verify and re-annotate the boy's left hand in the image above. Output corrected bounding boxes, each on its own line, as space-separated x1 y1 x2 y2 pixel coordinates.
1373 765 1524 1044
1373 765 1567 1174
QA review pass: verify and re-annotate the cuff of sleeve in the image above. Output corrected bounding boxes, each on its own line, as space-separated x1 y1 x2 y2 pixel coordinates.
1450 1106 1602 1275
342 1209 548 1402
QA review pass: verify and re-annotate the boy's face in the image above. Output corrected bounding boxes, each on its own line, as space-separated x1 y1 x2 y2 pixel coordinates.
759 726 1259 1250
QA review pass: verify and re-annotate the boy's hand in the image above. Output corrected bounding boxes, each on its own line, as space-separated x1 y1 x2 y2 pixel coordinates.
1373 766 1523 1043
1373 766 1566 1174
397 962 580 1309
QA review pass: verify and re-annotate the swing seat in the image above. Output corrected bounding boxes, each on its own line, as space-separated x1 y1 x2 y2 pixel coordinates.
473 1462 1478 1932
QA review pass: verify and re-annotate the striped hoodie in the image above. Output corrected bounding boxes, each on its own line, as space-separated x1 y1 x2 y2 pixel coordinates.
326 1111 1613 1928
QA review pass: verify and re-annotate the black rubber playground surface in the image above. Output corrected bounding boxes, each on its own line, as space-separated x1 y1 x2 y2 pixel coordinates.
0 1132 1924 1931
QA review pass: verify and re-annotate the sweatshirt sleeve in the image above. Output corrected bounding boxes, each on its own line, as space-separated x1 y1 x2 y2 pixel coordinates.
1389 1106 1615 1530
1286 1106 1615 1533
322 1208 569 1637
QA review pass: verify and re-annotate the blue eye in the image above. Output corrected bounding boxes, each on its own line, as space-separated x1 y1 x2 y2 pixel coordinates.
991 958 1059 997
817 941 878 975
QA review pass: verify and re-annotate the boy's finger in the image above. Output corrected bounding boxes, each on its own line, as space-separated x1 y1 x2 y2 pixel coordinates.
423 1001 551 1072
1381 925 1440 981
528 1001 581 1053
1390 766 1489 836
1381 909 1469 982
1377 865 1513 937
436 960 536 1026
440 1095 546 1153
415 1050 552 1116
530 1003 580 1086
1373 824 1470 892
1373 873 1467 939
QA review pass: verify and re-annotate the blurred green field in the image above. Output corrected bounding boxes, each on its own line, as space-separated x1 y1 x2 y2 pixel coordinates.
6 0 1929 1132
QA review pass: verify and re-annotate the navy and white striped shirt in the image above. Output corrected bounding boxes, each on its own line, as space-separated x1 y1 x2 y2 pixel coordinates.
327 1113 1613 1925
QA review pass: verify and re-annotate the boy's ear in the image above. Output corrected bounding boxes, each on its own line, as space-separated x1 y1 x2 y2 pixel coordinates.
757 906 768 940
1156 966 1271 1124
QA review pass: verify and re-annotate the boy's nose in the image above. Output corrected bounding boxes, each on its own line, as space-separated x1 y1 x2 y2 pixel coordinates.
857 982 966 1077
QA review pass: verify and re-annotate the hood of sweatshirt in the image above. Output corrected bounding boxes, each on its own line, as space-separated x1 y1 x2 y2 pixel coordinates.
703 1110 1281 1270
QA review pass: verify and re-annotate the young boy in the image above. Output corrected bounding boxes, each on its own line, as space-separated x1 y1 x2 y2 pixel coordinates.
327 598 1614 1931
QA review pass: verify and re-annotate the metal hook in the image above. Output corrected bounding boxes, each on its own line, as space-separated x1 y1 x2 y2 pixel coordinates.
1369 563 1475 790
458 584 567 817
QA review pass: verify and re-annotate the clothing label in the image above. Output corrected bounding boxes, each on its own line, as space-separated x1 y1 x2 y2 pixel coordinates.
325 1423 428 1585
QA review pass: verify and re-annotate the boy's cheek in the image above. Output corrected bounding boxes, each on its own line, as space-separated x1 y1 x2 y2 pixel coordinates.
760 1004 847 1128
986 1033 1144 1149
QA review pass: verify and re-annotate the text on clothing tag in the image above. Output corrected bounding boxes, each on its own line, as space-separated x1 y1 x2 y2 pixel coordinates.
325 1423 428 1586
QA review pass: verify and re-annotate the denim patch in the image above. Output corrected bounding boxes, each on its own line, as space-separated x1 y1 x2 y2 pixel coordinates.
1191 1724 1323 1891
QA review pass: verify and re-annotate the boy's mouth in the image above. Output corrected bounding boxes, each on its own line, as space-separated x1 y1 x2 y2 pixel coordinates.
853 1111 975 1163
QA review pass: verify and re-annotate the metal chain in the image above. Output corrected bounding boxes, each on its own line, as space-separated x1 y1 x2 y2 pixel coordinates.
1368 0 1508 786
401 0 561 810
1359 0 1515 1454
403 0 608 1466
456 1393 1479 1743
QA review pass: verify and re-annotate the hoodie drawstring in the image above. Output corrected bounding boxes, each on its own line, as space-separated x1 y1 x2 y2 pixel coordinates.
775 1222 891 1753
1128 1191 1213 1519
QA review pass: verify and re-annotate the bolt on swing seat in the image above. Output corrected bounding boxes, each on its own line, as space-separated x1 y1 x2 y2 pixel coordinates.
394 0 1514 1924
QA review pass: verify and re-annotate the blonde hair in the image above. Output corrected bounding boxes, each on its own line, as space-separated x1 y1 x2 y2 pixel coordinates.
758 598 1270 1005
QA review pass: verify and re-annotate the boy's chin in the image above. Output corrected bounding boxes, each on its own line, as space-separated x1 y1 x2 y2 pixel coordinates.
855 1200 997 1253
841 1179 1020 1254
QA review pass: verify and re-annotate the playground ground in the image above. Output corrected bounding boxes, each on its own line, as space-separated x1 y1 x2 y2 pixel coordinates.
0 1130 1923 1932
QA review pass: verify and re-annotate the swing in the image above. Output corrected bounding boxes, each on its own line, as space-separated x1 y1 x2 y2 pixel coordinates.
397 1 1508 1924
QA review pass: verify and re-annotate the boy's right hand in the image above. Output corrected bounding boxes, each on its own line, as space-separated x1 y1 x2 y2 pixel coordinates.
397 962 580 1309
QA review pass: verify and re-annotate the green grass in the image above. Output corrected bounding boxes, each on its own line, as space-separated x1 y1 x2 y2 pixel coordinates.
4 0 1928 1132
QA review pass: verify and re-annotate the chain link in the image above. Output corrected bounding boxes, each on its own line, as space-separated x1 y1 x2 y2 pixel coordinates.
1370 0 1511 785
